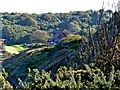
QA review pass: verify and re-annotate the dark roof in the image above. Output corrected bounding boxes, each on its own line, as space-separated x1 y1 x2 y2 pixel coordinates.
53 32 63 38
48 32 68 44
52 32 67 39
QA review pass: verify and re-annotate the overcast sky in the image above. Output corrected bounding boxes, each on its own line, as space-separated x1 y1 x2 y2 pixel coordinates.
0 0 119 14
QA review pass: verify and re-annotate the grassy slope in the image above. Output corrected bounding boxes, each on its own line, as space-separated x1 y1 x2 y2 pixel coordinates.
2 35 120 86
2 35 82 86
4 44 27 54
0 44 27 71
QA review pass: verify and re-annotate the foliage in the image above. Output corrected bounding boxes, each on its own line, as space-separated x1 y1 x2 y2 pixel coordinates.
2 36 82 86
1 10 112 45
1 9 120 90
2 10 120 87
16 17 37 26
1 65 120 89
2 25 35 45
28 30 49 44
0 68 13 90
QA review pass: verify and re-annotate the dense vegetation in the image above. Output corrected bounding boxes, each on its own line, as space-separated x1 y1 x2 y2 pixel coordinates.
0 10 112 45
0 9 120 89
1 65 120 89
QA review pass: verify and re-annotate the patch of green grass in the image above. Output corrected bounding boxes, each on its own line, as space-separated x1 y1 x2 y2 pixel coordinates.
62 35 82 43
4 44 27 54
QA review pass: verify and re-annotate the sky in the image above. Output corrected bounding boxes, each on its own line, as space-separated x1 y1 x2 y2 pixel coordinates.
0 0 119 14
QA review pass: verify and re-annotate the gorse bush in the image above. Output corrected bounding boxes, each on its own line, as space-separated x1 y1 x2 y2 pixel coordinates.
0 68 13 90
1 65 120 89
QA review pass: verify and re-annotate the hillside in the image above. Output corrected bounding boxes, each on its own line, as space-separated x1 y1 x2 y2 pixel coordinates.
4 44 27 54
2 32 120 85
2 35 82 86
1 10 120 89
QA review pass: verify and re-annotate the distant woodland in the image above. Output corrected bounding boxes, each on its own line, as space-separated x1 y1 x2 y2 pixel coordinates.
1 10 112 45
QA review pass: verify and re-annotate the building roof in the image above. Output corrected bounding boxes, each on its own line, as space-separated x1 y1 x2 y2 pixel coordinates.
48 32 68 46
51 32 67 40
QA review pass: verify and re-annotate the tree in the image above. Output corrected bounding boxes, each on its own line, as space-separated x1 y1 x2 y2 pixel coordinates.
69 21 81 33
2 25 15 44
29 30 49 44
16 17 37 26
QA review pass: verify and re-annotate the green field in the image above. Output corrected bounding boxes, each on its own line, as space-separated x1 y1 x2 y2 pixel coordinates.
4 44 27 54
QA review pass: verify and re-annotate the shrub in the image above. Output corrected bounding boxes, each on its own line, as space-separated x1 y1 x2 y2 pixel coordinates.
0 68 13 90
9 65 120 89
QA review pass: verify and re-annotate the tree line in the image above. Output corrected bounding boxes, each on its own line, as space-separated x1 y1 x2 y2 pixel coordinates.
1 10 112 45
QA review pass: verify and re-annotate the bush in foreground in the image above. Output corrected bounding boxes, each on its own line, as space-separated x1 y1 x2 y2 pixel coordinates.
1 65 120 90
